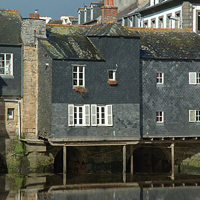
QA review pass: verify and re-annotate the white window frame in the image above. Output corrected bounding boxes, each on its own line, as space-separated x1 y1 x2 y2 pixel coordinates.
72 65 85 88
7 108 14 120
189 110 200 122
108 70 116 81
156 111 164 123
189 72 200 84
0 53 13 76
91 104 113 127
157 72 164 84
68 104 90 126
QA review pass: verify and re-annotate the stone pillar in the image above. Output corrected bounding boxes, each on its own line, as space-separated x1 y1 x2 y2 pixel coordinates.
182 1 193 29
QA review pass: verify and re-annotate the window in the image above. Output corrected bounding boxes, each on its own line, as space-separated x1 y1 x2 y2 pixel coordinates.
7 108 14 120
91 105 113 126
68 104 113 127
157 72 164 84
175 12 180 28
0 53 13 75
166 15 172 28
158 17 164 28
156 111 164 123
189 72 200 84
151 19 156 28
73 65 85 88
144 21 148 28
189 110 200 122
108 70 116 81
68 104 90 126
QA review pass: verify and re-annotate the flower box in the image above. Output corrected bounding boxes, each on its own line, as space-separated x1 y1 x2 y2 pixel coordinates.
108 80 118 85
74 86 88 94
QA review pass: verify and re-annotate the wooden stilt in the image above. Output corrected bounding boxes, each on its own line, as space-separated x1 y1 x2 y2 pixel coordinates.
63 146 67 185
130 146 133 175
123 145 126 182
171 143 175 179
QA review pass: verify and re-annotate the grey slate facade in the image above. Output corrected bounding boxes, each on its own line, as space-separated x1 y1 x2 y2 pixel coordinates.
38 23 141 141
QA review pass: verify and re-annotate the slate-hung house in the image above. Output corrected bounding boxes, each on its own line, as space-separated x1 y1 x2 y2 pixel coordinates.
0 10 23 139
127 27 200 138
37 23 140 142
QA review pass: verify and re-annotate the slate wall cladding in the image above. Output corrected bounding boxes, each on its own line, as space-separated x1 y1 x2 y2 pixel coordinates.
0 46 21 96
51 104 140 140
37 43 52 137
51 37 140 140
142 59 200 137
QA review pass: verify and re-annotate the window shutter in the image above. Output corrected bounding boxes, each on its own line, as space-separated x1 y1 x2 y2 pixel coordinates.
189 72 196 84
68 104 74 126
189 110 196 122
84 104 90 126
106 105 113 126
91 104 97 126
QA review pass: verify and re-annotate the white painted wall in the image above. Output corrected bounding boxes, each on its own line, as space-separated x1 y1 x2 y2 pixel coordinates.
193 6 200 32
141 5 182 28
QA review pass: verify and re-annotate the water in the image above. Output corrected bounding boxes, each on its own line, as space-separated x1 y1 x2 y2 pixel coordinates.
2 173 200 200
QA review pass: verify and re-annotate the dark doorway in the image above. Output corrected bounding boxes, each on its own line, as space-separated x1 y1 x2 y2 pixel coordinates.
54 149 63 173
0 155 7 173
133 147 171 173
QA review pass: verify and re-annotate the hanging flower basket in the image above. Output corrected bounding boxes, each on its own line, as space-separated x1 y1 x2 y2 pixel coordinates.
108 80 118 85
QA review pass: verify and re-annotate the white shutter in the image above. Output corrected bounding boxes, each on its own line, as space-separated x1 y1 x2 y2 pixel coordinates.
189 72 196 84
68 104 74 126
91 104 97 126
84 104 90 126
106 105 113 126
189 110 196 122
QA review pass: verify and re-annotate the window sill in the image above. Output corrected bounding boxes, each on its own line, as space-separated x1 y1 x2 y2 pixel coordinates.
108 80 118 85
0 75 14 79
74 86 88 93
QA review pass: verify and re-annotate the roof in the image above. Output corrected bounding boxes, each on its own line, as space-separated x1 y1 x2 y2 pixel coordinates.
47 24 91 36
48 19 62 24
85 23 139 37
39 34 104 60
126 27 200 60
0 9 22 45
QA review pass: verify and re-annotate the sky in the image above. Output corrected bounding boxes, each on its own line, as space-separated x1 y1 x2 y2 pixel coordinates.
0 0 93 19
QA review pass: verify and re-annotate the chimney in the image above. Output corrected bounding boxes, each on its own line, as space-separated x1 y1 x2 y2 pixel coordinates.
29 13 34 18
101 0 118 24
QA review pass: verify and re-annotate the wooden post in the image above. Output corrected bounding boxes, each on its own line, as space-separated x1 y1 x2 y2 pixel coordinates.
171 143 175 179
63 146 67 185
63 146 67 174
130 146 134 175
123 145 126 182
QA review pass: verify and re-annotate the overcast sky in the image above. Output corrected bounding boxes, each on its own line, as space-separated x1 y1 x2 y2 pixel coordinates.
0 0 92 19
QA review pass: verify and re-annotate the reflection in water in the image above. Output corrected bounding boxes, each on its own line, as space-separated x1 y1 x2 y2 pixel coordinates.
2 174 200 200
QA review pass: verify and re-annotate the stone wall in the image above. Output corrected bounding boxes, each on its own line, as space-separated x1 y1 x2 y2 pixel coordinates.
182 1 193 29
21 19 46 138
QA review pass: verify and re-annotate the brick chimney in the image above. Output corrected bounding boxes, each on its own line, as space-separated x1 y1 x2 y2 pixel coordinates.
101 0 118 24
29 9 40 19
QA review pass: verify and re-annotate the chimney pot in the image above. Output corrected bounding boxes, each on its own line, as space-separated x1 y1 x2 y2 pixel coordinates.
110 0 114 5
105 0 109 5
35 13 40 19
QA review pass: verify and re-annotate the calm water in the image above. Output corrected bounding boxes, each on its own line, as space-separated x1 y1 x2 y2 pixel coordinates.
1 173 200 200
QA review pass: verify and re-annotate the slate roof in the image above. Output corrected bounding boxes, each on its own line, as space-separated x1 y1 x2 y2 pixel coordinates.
48 19 63 24
46 24 91 36
0 9 22 45
126 27 200 60
39 34 104 60
85 23 139 37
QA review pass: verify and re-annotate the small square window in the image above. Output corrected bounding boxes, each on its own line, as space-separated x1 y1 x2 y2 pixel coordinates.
157 72 164 84
189 72 200 84
108 70 116 81
156 111 164 123
7 108 14 120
